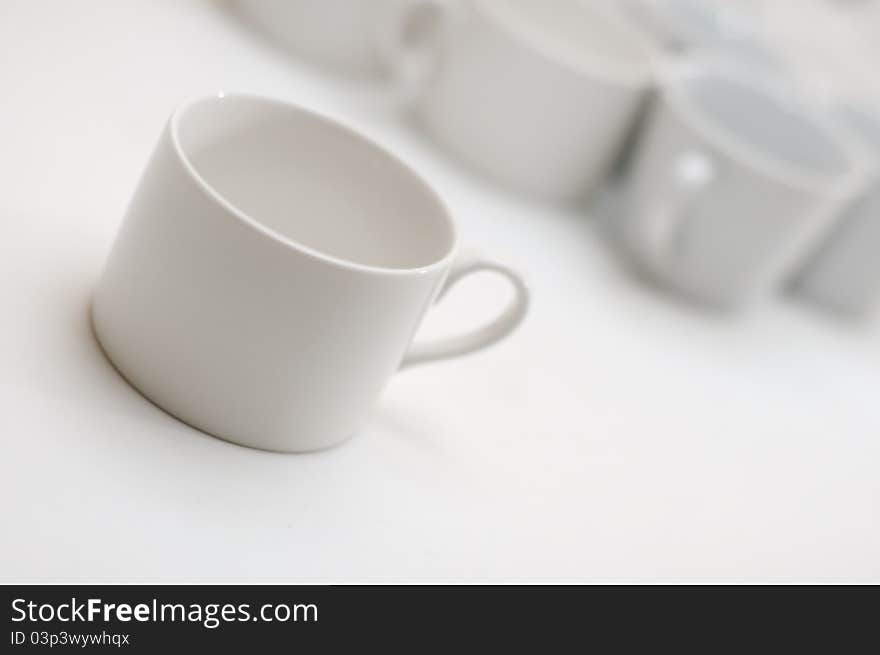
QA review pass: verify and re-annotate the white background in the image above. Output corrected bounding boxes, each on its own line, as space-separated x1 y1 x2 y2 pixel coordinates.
1 0 878 582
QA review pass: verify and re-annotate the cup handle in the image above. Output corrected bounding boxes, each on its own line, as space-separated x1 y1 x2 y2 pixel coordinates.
375 0 452 103
400 250 529 369
636 150 717 262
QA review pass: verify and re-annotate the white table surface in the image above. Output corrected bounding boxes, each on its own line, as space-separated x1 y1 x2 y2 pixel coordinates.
2 0 878 583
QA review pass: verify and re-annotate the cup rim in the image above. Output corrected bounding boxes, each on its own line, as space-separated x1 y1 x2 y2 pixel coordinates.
657 58 871 195
169 92 459 277
474 0 659 88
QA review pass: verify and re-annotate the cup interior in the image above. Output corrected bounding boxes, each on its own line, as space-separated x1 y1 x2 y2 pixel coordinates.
173 95 455 271
681 73 851 180
483 0 656 83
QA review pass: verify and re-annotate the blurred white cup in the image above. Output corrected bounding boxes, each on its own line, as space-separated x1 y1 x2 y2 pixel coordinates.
793 102 880 317
380 0 660 201
236 0 408 75
616 60 870 308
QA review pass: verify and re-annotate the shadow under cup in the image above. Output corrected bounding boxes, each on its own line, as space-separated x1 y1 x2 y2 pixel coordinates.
177 94 456 270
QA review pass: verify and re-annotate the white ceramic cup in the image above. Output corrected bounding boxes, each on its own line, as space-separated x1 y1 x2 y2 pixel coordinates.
380 0 659 201
616 61 869 307
92 93 528 453
235 0 406 75
794 102 880 316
